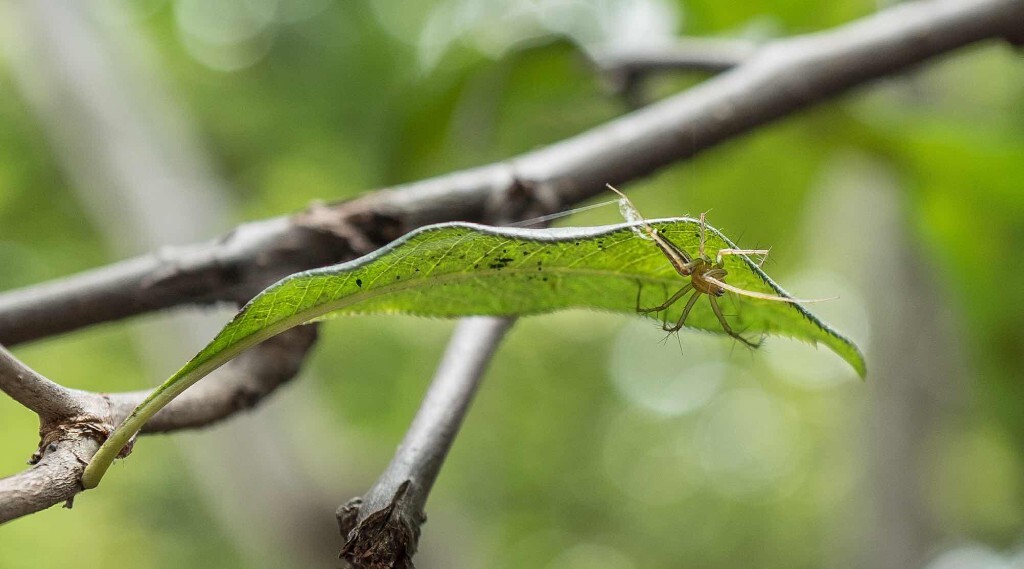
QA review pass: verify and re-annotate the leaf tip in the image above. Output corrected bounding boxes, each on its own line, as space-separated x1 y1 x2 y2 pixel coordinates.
843 343 868 379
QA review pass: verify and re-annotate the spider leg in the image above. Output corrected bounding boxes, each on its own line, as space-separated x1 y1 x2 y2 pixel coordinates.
716 247 771 267
637 283 693 314
704 274 834 303
652 234 696 276
709 294 763 348
664 289 702 333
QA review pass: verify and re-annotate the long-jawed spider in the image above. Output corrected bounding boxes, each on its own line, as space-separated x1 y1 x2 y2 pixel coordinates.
607 184 827 348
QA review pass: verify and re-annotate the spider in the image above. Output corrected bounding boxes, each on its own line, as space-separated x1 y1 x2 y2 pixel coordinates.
607 184 823 348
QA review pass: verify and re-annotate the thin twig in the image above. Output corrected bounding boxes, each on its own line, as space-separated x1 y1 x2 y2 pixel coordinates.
1 0 1019 348
338 317 515 569
592 38 759 75
0 344 87 421
589 38 759 105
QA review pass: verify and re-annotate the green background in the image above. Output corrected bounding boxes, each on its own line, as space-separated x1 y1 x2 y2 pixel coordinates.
1 1 1022 567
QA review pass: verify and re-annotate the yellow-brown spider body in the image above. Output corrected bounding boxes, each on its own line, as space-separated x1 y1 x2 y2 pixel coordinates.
688 258 727 297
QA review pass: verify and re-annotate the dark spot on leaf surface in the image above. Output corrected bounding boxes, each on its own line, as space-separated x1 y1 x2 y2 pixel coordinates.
356 278 362 287
489 257 514 270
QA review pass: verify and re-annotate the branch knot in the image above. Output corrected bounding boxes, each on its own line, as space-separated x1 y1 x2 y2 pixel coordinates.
32 413 126 466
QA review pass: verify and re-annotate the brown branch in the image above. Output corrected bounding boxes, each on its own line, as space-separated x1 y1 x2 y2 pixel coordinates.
104 326 319 432
0 326 318 524
589 38 758 105
592 38 759 75
0 348 118 523
0 437 100 523
0 344 88 421
338 317 514 569
0 217 342 345
1 0 1020 350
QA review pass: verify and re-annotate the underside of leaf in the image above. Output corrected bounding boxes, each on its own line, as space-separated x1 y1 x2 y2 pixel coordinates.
82 218 865 488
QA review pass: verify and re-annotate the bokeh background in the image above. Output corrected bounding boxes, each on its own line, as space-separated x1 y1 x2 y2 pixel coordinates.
1 1 1022 568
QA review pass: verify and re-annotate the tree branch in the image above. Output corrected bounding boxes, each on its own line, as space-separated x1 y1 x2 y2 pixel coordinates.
592 38 759 75
0 348 117 523
1 0 1019 349
589 38 758 105
0 325 318 524
0 217 340 345
338 317 515 569
103 326 319 432
0 437 100 523
0 344 88 421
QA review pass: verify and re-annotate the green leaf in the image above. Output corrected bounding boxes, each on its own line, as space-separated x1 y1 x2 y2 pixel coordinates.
82 218 865 488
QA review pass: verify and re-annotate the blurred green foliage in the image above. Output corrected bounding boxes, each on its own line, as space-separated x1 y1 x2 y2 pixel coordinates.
1 0 1023 568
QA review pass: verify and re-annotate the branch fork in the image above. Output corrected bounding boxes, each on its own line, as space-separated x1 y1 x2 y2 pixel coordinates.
31 412 128 467
0 325 319 523
1 0 1022 557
